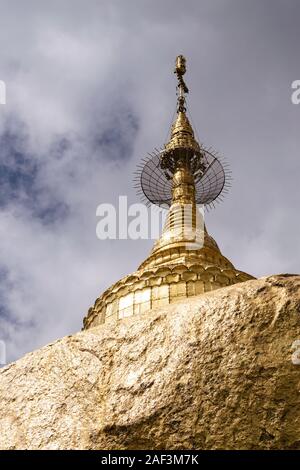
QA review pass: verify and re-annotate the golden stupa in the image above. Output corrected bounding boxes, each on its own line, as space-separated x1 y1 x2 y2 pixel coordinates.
83 56 254 329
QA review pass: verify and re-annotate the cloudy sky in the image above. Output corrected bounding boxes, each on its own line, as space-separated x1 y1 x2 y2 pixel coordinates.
0 0 299 363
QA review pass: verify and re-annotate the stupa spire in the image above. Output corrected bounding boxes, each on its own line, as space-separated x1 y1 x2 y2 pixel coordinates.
83 56 255 329
141 55 203 263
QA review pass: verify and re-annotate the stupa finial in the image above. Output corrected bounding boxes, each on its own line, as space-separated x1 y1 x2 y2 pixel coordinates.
174 55 189 112
162 55 201 165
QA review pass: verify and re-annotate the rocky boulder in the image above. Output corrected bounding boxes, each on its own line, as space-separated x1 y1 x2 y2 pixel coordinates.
0 274 299 449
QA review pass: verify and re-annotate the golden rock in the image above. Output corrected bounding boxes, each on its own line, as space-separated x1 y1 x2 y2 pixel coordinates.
1 275 300 449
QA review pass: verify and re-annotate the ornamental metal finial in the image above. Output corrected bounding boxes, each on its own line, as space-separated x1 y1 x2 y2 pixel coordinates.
133 56 232 210
174 55 189 112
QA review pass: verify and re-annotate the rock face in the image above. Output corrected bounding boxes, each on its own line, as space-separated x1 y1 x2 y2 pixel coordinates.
0 274 300 450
